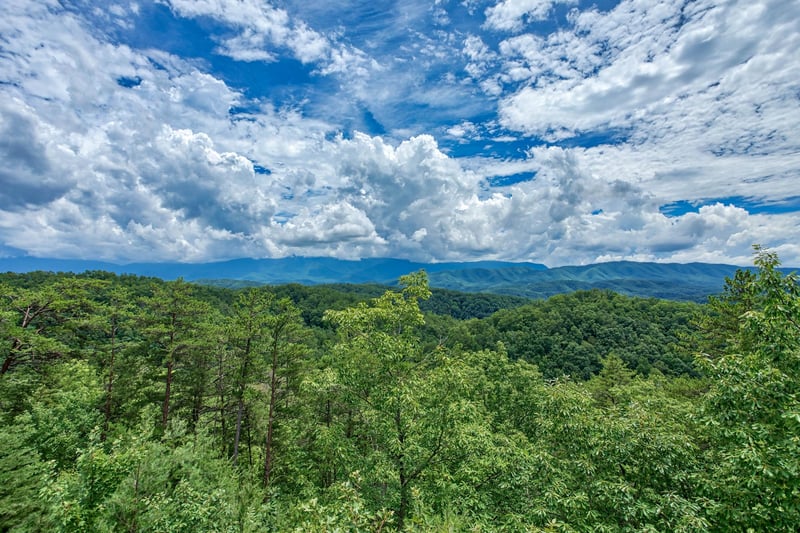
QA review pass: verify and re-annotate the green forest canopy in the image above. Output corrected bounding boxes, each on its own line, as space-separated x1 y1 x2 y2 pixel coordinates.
1 247 798 531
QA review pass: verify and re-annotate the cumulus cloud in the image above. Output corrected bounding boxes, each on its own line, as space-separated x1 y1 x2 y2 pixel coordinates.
331 133 476 249
0 0 799 267
462 0 800 265
446 121 478 139
497 0 800 145
162 0 368 73
278 202 383 248
0 101 63 207
463 34 497 78
485 0 578 32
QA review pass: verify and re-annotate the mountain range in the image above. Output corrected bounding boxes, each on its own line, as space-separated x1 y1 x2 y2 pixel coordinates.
1 256 794 302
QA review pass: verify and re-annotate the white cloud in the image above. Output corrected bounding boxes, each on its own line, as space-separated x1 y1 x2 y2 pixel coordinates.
278 202 384 248
289 23 331 63
163 0 291 42
485 0 578 32
446 121 478 139
216 32 278 62
463 34 496 78
474 0 800 263
0 0 799 267
162 0 372 75
497 0 800 142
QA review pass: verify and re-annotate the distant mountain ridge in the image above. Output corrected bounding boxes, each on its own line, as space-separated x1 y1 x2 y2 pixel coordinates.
427 261 778 301
0 256 545 285
0 256 794 301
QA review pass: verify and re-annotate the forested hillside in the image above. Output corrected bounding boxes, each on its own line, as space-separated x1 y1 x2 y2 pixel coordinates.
3 256 787 302
1 249 799 531
463 290 699 378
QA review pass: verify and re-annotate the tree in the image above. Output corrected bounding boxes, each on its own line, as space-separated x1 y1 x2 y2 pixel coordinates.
698 246 800 530
693 268 758 359
0 421 51 531
256 294 306 490
138 279 212 431
0 278 98 376
325 272 487 528
468 289 698 379
588 352 636 407
90 286 137 440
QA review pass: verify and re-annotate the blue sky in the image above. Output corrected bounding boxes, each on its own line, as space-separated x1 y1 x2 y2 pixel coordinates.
1 0 799 266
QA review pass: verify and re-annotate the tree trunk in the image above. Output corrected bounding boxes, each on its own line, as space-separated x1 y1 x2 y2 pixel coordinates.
162 358 173 429
101 325 117 441
190 388 202 433
162 316 177 430
395 408 408 530
263 345 279 489
232 339 251 465
128 462 141 533
232 395 246 464
2 303 50 375
1 338 22 375
246 409 253 467
1 354 14 375
216 348 226 456
399 476 409 531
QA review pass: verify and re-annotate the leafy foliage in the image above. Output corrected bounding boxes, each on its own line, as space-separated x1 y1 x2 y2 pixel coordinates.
0 250 797 531
697 246 800 531
465 289 699 378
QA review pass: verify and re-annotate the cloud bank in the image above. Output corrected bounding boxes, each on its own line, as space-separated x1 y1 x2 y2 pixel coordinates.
0 0 798 266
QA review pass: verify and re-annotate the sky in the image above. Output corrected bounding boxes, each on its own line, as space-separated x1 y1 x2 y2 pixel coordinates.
1 0 799 267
